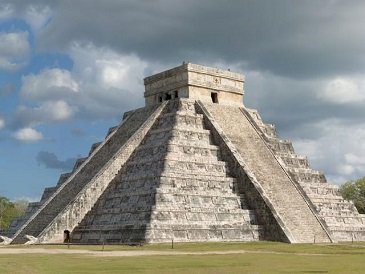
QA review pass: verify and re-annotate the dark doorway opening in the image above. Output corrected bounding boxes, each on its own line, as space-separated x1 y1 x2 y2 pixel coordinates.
64 230 70 243
165 93 172 100
159 96 163 102
174 90 178 98
211 92 218 103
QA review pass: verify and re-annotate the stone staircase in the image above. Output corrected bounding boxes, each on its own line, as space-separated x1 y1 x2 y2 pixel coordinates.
199 102 332 243
10 104 162 244
244 107 365 241
71 99 261 244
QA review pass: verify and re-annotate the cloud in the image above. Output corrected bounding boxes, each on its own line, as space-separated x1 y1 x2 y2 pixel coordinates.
68 43 147 117
14 1 360 79
293 119 365 184
24 4 52 31
21 68 79 100
70 42 146 92
13 127 43 143
18 43 146 123
0 117 5 129
0 3 14 20
14 100 76 128
4 1 365 79
0 31 30 71
0 2 53 30
36 151 76 170
319 77 365 104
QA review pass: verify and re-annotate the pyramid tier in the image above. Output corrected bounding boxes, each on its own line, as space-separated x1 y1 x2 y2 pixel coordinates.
72 99 260 244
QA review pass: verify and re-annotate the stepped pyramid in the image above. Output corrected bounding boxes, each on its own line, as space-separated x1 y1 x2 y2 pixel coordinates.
3 63 365 245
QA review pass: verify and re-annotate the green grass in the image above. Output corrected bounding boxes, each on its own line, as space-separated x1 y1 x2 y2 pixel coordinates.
1 242 365 273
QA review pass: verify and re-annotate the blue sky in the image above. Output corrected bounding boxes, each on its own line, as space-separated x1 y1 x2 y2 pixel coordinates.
1 1 365 201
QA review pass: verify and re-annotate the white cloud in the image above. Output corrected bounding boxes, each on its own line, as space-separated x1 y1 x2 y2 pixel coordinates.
39 100 75 121
15 100 76 128
0 31 30 71
21 68 79 100
68 43 147 117
19 43 147 122
14 127 43 143
320 77 365 104
70 42 147 93
0 117 5 129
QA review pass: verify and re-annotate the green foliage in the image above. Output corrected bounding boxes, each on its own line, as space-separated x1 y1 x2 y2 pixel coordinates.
0 196 28 229
340 177 365 214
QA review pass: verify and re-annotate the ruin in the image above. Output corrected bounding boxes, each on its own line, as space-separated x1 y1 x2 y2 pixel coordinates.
2 63 365 245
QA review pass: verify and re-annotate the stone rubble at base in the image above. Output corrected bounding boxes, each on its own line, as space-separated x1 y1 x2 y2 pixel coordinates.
1 63 364 245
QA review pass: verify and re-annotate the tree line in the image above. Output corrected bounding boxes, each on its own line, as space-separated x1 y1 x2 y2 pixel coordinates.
339 176 365 214
0 197 28 230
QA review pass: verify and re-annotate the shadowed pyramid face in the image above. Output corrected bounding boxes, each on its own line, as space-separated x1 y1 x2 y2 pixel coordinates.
143 63 245 107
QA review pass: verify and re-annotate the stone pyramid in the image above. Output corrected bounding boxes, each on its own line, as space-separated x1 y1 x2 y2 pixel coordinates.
3 63 365 245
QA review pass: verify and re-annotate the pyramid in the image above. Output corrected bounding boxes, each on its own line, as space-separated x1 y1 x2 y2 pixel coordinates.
4 63 365 245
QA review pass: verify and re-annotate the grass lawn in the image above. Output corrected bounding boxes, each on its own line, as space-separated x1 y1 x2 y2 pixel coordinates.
1 242 365 273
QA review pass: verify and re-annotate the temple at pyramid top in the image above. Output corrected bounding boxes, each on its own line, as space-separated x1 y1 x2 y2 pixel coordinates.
144 63 244 106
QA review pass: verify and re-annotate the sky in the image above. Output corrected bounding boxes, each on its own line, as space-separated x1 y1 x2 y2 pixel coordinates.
1 0 365 201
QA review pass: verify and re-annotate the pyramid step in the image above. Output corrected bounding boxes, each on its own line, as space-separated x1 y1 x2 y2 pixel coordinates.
73 218 261 232
109 182 237 198
119 169 234 181
72 157 88 172
261 124 277 138
146 127 211 144
289 170 327 184
76 222 262 231
106 126 118 138
40 186 58 202
310 195 347 203
56 172 72 186
164 99 196 113
155 112 204 129
135 142 220 159
265 137 295 154
323 216 365 225
300 182 339 191
117 174 235 186
89 142 102 156
90 203 252 216
277 154 309 168
125 158 229 176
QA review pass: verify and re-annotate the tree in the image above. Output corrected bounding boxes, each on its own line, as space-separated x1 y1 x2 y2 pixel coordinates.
0 197 29 230
340 177 365 214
